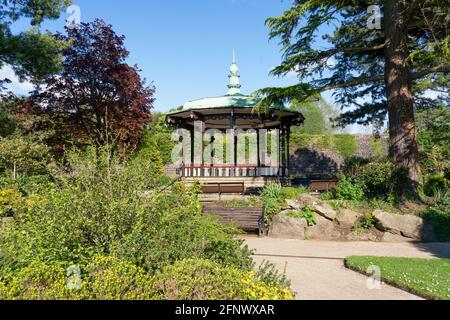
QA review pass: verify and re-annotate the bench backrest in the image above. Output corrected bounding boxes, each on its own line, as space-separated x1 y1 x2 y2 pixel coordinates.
201 182 245 194
203 207 264 230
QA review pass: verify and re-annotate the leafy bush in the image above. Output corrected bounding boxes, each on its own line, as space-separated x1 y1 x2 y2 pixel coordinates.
254 261 291 290
0 148 253 278
286 206 316 226
0 175 57 196
261 183 285 221
2 256 156 300
352 213 375 233
418 208 450 241
424 174 450 197
353 161 409 199
281 186 308 200
0 137 51 178
334 175 365 201
153 259 293 300
0 188 46 217
0 189 23 217
333 134 358 158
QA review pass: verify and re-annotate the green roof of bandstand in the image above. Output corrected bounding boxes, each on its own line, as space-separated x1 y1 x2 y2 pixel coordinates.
167 52 304 129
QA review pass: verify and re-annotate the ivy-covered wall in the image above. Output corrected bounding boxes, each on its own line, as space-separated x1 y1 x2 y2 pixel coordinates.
289 134 389 178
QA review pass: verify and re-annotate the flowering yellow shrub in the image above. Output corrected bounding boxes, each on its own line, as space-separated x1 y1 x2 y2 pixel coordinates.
0 189 23 217
153 259 294 300
0 188 47 217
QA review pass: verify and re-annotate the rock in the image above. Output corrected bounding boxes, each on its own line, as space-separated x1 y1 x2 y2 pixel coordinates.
305 214 338 240
298 194 337 221
298 194 319 207
312 203 337 221
345 228 383 241
269 215 307 239
381 233 417 243
372 210 436 241
337 209 361 227
286 199 301 210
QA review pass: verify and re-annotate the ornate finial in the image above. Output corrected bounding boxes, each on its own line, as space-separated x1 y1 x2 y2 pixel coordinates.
227 49 241 95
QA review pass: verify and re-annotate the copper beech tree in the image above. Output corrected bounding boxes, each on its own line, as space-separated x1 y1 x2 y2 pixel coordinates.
26 19 154 154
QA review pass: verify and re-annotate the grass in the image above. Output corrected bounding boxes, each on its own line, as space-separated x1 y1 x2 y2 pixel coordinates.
345 256 450 300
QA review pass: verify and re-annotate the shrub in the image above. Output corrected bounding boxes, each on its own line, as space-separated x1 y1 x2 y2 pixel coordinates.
352 213 375 233
354 162 394 196
286 206 316 226
334 175 365 201
0 189 24 217
333 134 358 158
153 259 293 300
0 148 253 278
82 256 156 300
2 256 157 300
0 175 57 196
261 183 285 221
418 208 450 241
424 175 450 197
281 186 308 200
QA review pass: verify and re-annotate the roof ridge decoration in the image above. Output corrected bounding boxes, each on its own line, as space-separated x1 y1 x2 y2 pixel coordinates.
227 49 241 95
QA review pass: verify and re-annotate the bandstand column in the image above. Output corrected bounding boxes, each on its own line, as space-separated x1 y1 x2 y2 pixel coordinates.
194 120 205 177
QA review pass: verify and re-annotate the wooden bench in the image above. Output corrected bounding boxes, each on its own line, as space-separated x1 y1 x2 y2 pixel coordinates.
201 182 245 200
308 180 338 192
203 206 265 236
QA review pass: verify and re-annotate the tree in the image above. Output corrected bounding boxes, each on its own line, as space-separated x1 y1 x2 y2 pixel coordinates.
0 137 51 178
26 20 155 153
258 0 450 194
290 95 337 135
0 0 71 94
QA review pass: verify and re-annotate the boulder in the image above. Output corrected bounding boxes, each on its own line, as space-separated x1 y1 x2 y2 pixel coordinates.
298 194 337 221
381 232 417 243
298 194 319 207
269 215 307 239
305 214 338 240
337 209 361 227
345 228 382 241
286 199 301 210
372 210 436 241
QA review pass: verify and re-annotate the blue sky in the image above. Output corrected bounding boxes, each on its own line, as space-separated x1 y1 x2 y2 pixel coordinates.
3 0 372 133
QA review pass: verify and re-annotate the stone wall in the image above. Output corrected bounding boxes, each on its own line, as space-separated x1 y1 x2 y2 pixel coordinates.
289 134 389 178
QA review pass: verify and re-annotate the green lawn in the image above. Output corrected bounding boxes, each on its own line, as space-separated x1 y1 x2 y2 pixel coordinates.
345 256 450 300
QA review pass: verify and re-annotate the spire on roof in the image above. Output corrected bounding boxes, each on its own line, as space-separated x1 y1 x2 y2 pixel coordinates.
227 49 241 95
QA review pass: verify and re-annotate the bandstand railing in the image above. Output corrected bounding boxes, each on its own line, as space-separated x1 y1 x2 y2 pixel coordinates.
173 165 289 178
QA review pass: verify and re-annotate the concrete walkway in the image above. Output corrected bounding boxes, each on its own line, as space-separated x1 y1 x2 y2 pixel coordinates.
243 237 450 300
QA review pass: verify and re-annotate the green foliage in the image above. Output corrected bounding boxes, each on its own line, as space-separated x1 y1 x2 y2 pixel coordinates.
286 206 316 226
0 148 253 280
353 161 409 200
281 186 308 200
418 208 450 241
0 175 57 196
290 96 336 135
261 183 284 220
2 256 156 300
345 256 450 300
0 0 71 83
0 110 16 138
254 260 291 291
332 134 358 158
352 213 375 234
334 175 365 201
153 258 293 300
290 133 357 159
370 139 384 159
214 196 262 208
136 112 174 167
424 175 450 197
0 188 46 217
0 137 51 178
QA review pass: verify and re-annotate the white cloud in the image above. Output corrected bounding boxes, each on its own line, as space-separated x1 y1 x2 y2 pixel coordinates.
0 65 35 96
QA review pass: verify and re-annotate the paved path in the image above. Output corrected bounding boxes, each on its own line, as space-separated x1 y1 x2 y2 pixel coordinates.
242 237 450 300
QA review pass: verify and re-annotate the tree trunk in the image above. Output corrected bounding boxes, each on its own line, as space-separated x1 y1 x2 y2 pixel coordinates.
384 0 421 195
